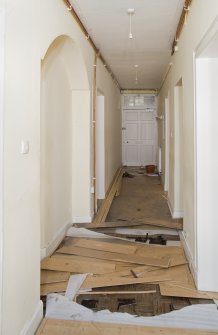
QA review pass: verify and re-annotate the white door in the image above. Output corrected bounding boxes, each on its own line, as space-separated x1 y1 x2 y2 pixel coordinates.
122 109 156 166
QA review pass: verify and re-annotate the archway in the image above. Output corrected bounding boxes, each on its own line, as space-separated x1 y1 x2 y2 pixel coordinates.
40 35 91 253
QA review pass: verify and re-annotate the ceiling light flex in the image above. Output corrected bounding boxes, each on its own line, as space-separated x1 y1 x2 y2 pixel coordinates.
127 8 135 39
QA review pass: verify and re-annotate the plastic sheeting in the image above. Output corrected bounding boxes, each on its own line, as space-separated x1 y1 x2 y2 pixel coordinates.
45 274 218 331
46 294 218 331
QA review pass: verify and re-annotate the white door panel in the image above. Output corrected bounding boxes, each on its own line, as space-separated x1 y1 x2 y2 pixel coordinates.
126 111 138 121
140 111 154 121
140 123 153 141
125 123 138 140
140 145 154 164
125 144 139 164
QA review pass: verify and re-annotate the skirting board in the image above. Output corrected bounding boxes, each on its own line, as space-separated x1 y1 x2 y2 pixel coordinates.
168 198 184 219
40 221 72 260
72 216 93 224
20 300 43 335
179 231 197 285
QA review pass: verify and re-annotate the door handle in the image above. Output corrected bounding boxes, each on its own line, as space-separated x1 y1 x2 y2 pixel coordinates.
122 127 126 130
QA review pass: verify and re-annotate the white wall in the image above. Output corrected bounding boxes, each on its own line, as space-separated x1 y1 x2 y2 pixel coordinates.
0 5 5 335
96 61 121 191
71 90 91 221
158 0 218 288
196 56 218 291
2 1 94 334
2 1 122 333
41 36 92 248
41 37 73 248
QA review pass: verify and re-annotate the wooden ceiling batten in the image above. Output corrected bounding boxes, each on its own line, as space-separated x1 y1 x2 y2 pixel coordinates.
62 0 120 89
172 0 193 54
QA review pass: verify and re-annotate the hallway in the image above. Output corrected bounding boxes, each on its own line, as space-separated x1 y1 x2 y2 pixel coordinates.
2 1 218 334
38 171 218 334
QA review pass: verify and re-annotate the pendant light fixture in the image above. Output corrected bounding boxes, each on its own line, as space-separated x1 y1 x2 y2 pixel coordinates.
134 64 138 85
127 8 135 39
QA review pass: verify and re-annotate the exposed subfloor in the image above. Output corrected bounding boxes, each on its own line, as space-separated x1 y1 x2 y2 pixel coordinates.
106 167 182 229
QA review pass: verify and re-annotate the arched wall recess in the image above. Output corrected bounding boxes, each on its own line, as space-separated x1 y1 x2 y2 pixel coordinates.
40 35 91 252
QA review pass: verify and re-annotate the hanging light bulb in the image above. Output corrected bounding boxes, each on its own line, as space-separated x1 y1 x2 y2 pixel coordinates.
127 8 135 39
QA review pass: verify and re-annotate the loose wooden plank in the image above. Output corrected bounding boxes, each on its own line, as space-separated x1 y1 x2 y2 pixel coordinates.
133 265 192 285
56 245 171 268
89 219 182 230
92 168 123 225
41 256 116 275
41 270 71 284
160 282 218 300
76 290 157 295
135 245 187 267
131 265 165 277
52 253 136 269
98 268 134 278
36 319 218 335
73 238 137 254
40 281 68 295
81 272 171 289
100 265 159 278
88 221 158 229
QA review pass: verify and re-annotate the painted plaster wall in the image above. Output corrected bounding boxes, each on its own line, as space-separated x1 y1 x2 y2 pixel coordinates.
158 0 218 284
2 1 121 334
41 37 73 248
96 61 122 192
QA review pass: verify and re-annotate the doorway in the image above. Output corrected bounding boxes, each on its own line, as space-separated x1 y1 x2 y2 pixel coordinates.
174 79 183 217
96 92 105 206
164 96 170 192
195 19 218 291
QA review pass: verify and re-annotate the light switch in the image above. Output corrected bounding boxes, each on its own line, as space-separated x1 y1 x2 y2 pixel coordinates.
21 141 29 154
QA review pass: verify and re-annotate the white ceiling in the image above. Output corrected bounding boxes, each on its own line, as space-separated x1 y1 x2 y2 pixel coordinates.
70 0 185 89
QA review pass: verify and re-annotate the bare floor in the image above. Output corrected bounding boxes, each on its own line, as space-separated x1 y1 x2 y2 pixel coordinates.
107 168 182 229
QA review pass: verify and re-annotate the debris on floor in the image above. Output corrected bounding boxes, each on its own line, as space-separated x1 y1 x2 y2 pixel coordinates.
123 171 134 178
40 226 218 332
38 271 218 333
38 172 218 333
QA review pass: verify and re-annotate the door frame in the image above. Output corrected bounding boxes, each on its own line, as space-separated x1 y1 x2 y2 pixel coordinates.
164 96 170 192
0 8 5 333
122 94 157 167
96 92 105 203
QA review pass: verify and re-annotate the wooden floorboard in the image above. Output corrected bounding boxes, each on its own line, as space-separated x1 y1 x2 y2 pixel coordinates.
36 319 218 335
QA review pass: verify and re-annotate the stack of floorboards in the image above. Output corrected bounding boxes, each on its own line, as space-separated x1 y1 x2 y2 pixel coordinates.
40 226 218 303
